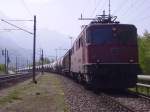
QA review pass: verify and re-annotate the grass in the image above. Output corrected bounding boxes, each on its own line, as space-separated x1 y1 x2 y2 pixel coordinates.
0 90 22 105
129 86 150 96
0 73 68 112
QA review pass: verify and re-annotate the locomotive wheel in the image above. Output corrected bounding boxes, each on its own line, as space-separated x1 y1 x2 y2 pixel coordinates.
84 74 93 90
84 83 93 90
77 74 82 84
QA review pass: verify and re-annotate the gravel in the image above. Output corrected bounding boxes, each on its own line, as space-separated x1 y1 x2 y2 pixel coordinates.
110 94 150 112
55 74 132 112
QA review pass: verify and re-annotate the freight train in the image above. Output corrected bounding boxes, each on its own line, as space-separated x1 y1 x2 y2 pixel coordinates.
53 13 140 89
18 12 141 89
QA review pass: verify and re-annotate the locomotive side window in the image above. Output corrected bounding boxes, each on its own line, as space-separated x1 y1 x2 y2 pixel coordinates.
79 38 81 48
75 35 84 51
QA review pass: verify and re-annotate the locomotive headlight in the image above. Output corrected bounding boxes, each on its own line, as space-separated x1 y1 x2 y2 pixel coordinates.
112 27 117 37
97 59 102 63
112 27 117 31
97 59 100 63
129 59 134 63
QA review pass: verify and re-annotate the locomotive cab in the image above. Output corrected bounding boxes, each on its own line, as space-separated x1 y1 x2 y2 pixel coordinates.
86 24 138 63
69 12 140 89
83 23 140 89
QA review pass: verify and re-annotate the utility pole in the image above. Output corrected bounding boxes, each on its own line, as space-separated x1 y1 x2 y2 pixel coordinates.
1 16 37 83
4 48 7 74
15 57 18 73
41 49 44 74
6 50 9 74
55 49 58 61
32 15 37 83
27 59 28 69
26 59 29 73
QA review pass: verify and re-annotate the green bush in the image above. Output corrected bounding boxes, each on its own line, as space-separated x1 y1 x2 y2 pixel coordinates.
138 30 150 74
0 64 5 72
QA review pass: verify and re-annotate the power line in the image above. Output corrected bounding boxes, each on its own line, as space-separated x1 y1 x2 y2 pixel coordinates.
127 2 150 23
20 0 33 17
0 29 21 30
118 0 144 21
1 16 37 83
122 0 145 19
99 0 109 15
2 19 33 21
90 0 105 17
1 19 33 34
113 0 129 15
130 15 150 23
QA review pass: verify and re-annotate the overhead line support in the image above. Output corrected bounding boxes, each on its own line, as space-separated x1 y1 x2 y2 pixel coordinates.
1 16 37 84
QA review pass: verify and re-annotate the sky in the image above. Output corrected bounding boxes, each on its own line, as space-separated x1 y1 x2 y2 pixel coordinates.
0 0 150 58
0 0 149 35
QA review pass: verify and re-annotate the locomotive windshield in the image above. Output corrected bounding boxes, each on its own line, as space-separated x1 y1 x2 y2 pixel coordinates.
87 25 137 45
89 29 112 44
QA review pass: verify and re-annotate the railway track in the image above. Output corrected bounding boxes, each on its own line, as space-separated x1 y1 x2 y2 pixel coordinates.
100 93 135 112
54 74 150 112
0 72 33 88
102 90 150 112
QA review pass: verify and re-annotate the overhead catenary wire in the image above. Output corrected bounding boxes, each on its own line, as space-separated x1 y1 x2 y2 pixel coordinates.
118 0 145 22
113 0 150 34
2 20 33 21
122 0 146 21
90 0 101 17
127 1 150 23
20 0 33 17
90 0 106 17
113 0 130 15
1 19 33 34
114 0 138 22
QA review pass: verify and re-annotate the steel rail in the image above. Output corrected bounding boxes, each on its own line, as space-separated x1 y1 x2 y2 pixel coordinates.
0 73 32 84
101 93 136 112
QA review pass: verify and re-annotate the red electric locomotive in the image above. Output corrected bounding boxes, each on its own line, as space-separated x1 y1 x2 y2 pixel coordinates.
62 12 140 89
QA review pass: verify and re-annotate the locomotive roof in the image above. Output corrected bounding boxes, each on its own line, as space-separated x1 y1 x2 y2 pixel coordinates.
72 23 136 46
87 23 136 28
78 23 136 37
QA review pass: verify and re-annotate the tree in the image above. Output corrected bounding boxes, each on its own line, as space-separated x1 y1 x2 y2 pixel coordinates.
138 30 150 74
0 64 5 72
143 30 150 39
38 57 51 65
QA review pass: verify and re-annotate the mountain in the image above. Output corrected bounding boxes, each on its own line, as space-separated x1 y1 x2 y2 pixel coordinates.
11 28 71 59
0 33 32 66
0 11 72 61
0 28 72 68
37 29 71 56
